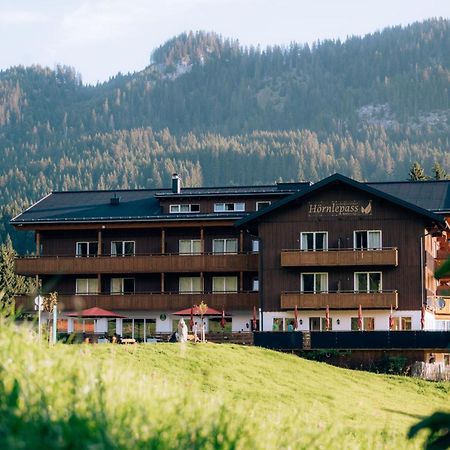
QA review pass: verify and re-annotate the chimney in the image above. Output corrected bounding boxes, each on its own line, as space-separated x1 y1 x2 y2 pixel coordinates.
110 193 120 205
172 173 181 194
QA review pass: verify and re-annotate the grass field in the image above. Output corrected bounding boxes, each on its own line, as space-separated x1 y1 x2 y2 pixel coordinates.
0 319 448 449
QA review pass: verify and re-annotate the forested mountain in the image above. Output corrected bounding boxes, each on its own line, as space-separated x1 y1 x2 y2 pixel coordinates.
1 19 450 251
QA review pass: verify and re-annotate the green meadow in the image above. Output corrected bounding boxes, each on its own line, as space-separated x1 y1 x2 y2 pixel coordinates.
0 320 448 449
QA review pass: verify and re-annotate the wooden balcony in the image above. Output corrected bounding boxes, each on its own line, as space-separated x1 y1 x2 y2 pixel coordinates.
15 253 258 276
280 291 398 310
281 248 398 267
14 291 258 312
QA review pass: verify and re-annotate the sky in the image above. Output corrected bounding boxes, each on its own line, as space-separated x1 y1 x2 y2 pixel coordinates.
0 0 449 85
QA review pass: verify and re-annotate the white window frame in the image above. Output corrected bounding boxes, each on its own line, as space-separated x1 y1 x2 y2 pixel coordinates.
76 278 99 295
111 241 135 257
256 201 271 211
179 239 201 255
212 276 238 293
251 239 260 252
76 241 98 257
252 278 259 291
214 202 246 212
300 232 328 251
110 278 135 295
354 271 382 293
169 204 200 214
179 276 203 294
300 273 328 293
353 230 382 250
212 238 238 254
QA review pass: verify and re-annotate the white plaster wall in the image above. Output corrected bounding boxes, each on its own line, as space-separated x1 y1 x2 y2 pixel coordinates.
95 318 108 333
231 313 252 332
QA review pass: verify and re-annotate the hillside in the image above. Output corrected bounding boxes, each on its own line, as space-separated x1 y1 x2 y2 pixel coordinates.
1 19 450 249
1 319 448 449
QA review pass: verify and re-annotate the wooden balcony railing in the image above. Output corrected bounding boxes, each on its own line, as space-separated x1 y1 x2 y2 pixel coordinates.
14 291 258 312
281 248 398 267
280 290 398 310
15 252 258 276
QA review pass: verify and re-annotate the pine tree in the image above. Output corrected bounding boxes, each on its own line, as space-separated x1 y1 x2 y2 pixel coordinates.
408 162 428 181
432 162 447 180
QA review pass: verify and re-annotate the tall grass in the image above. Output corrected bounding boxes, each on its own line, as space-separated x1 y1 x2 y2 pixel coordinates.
0 316 448 449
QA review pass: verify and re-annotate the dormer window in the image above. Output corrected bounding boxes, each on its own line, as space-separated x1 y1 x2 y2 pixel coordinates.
214 202 245 212
169 204 200 213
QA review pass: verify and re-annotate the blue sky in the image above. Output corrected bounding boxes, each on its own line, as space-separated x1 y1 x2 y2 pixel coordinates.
0 0 449 85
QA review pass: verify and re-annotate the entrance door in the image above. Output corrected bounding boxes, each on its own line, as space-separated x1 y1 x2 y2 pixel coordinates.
309 317 321 331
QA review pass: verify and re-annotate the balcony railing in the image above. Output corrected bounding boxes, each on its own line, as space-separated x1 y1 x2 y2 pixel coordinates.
281 248 398 267
14 252 258 276
14 291 258 312
280 290 398 310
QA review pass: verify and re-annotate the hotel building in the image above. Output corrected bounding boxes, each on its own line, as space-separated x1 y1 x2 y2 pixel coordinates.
12 173 450 339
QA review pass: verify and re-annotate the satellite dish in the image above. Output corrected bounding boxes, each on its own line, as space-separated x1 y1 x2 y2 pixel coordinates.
437 297 447 310
34 295 44 311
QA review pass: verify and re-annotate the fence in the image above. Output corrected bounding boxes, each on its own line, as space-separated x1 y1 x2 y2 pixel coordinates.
411 362 450 381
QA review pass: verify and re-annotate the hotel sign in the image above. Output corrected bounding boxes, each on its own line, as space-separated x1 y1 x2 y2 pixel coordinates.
308 200 372 216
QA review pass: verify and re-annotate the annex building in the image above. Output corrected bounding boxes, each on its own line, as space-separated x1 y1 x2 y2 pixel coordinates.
12 173 450 339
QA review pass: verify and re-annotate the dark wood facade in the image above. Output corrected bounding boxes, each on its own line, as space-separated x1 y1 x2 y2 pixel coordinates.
257 183 438 312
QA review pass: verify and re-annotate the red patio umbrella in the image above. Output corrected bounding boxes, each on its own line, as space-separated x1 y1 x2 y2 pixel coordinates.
189 307 194 331
252 305 257 331
65 307 127 318
389 305 395 331
173 306 222 316
421 304 426 330
357 304 363 331
294 305 299 330
325 305 331 331
220 306 226 329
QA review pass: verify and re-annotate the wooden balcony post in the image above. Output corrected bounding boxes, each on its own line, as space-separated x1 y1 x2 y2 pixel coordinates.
200 228 205 254
97 230 102 256
36 231 41 256
200 272 204 293
97 274 101 293
161 273 165 293
161 229 165 254
240 271 244 292
239 230 244 253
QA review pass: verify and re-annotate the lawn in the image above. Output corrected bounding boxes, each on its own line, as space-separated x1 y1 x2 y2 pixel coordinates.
0 320 448 449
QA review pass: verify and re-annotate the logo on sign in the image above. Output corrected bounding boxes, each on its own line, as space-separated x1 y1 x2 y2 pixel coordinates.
308 200 372 216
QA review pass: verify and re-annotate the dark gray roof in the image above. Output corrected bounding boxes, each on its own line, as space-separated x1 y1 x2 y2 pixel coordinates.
236 174 446 228
11 183 308 224
366 181 450 213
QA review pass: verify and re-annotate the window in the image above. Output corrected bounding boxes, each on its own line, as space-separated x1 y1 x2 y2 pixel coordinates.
252 278 259 291
354 272 382 293
272 318 285 331
76 278 98 295
169 204 200 214
252 239 260 252
209 317 232 332
76 241 98 257
401 317 412 330
179 277 202 293
213 276 238 293
300 232 328 251
111 241 135 256
309 317 333 331
213 238 238 254
301 273 328 293
179 239 201 255
111 278 135 294
351 317 375 331
354 230 382 250
256 201 271 211
214 202 245 212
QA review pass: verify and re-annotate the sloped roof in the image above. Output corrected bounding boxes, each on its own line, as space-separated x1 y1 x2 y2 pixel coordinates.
235 173 446 227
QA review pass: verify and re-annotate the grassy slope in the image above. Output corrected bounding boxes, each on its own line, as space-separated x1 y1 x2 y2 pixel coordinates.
0 322 448 449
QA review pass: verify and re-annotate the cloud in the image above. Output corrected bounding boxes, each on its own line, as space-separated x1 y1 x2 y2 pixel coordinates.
0 10 51 25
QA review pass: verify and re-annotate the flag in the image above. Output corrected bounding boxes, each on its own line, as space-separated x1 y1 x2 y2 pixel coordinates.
421 304 425 330
358 304 363 331
294 305 299 330
252 305 257 331
325 304 330 331
389 305 394 330
189 306 194 331
220 306 226 329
